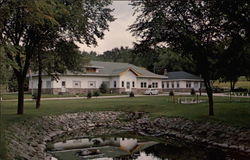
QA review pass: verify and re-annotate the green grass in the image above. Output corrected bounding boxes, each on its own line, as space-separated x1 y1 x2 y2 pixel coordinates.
0 93 80 100
214 76 250 89
1 95 250 159
0 93 123 100
1 96 250 128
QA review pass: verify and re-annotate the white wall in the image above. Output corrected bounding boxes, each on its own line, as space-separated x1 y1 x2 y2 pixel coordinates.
29 76 52 89
110 77 120 88
29 73 165 91
52 76 110 89
119 70 137 90
163 80 202 90
137 78 162 89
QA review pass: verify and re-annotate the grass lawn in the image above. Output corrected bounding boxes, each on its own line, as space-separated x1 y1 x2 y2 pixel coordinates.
1 96 250 128
213 76 250 89
1 96 250 159
0 93 80 100
0 93 122 100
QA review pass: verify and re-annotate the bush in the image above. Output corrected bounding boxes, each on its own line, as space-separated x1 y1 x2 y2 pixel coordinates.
32 93 37 100
87 91 92 99
99 82 108 93
129 92 135 97
190 88 196 95
233 87 248 93
169 90 174 96
93 90 100 97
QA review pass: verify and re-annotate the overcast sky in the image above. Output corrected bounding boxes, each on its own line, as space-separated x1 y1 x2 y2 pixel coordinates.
78 1 137 54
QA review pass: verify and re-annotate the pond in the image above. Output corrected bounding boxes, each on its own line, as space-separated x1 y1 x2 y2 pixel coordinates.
47 132 248 160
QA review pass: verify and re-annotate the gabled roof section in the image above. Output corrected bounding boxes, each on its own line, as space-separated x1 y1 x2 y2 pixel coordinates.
119 68 142 76
167 71 201 80
89 61 167 78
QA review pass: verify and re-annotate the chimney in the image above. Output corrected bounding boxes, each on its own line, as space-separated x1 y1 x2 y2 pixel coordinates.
164 69 168 76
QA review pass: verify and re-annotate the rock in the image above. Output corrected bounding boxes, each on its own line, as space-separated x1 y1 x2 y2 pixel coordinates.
5 111 250 159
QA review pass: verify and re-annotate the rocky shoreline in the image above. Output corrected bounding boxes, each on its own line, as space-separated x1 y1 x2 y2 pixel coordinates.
5 112 250 159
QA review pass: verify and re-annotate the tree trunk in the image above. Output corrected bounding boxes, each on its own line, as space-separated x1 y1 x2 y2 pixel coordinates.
207 88 214 116
36 53 42 109
204 79 214 116
230 80 236 91
17 76 24 115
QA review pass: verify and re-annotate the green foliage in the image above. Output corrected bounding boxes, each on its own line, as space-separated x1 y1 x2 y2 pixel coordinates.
129 92 135 97
169 90 174 96
99 82 108 94
87 91 92 99
129 0 250 116
93 90 100 97
0 0 114 114
190 89 196 96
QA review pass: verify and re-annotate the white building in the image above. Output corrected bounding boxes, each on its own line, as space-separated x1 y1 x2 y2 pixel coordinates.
29 61 167 94
162 71 204 92
29 61 203 95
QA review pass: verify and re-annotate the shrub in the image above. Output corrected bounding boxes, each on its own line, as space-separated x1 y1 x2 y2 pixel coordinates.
169 90 174 96
87 91 92 99
99 82 108 93
32 93 37 100
129 92 135 97
121 91 128 95
93 90 100 97
190 88 196 95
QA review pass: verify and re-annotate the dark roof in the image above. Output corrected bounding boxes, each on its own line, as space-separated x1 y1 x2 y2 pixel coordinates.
167 71 201 80
88 61 167 78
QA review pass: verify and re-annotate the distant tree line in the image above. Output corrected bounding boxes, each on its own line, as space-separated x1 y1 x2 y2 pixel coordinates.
82 46 196 75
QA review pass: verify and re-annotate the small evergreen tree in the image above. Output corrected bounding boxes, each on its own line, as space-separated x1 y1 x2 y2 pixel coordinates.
190 88 196 96
93 90 100 97
129 92 135 97
99 82 108 93
87 91 92 99
169 90 174 96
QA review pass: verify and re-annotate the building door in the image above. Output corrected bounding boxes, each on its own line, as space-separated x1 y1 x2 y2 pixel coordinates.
61 81 66 92
126 81 131 92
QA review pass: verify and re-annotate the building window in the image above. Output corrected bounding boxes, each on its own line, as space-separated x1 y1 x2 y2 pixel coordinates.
186 82 191 88
62 81 66 87
177 82 179 88
86 67 97 73
114 81 117 88
46 81 51 88
73 81 81 88
122 81 124 87
88 81 96 88
132 81 135 88
141 82 143 88
155 82 158 88
171 82 174 88
162 83 164 88
152 83 155 88
144 82 147 88
126 82 130 89
166 82 169 88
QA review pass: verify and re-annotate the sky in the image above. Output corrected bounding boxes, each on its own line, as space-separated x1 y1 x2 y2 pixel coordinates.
78 1 137 54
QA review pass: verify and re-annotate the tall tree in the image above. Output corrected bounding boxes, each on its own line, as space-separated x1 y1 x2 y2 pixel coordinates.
129 0 250 115
0 0 114 114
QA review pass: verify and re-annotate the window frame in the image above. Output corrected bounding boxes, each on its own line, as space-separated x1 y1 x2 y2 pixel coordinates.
73 81 81 88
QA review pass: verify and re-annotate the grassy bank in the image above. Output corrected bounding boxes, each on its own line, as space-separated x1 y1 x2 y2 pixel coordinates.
1 96 250 128
1 95 250 159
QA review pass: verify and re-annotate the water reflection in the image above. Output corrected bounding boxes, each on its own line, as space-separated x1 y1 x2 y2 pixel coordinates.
49 136 248 160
